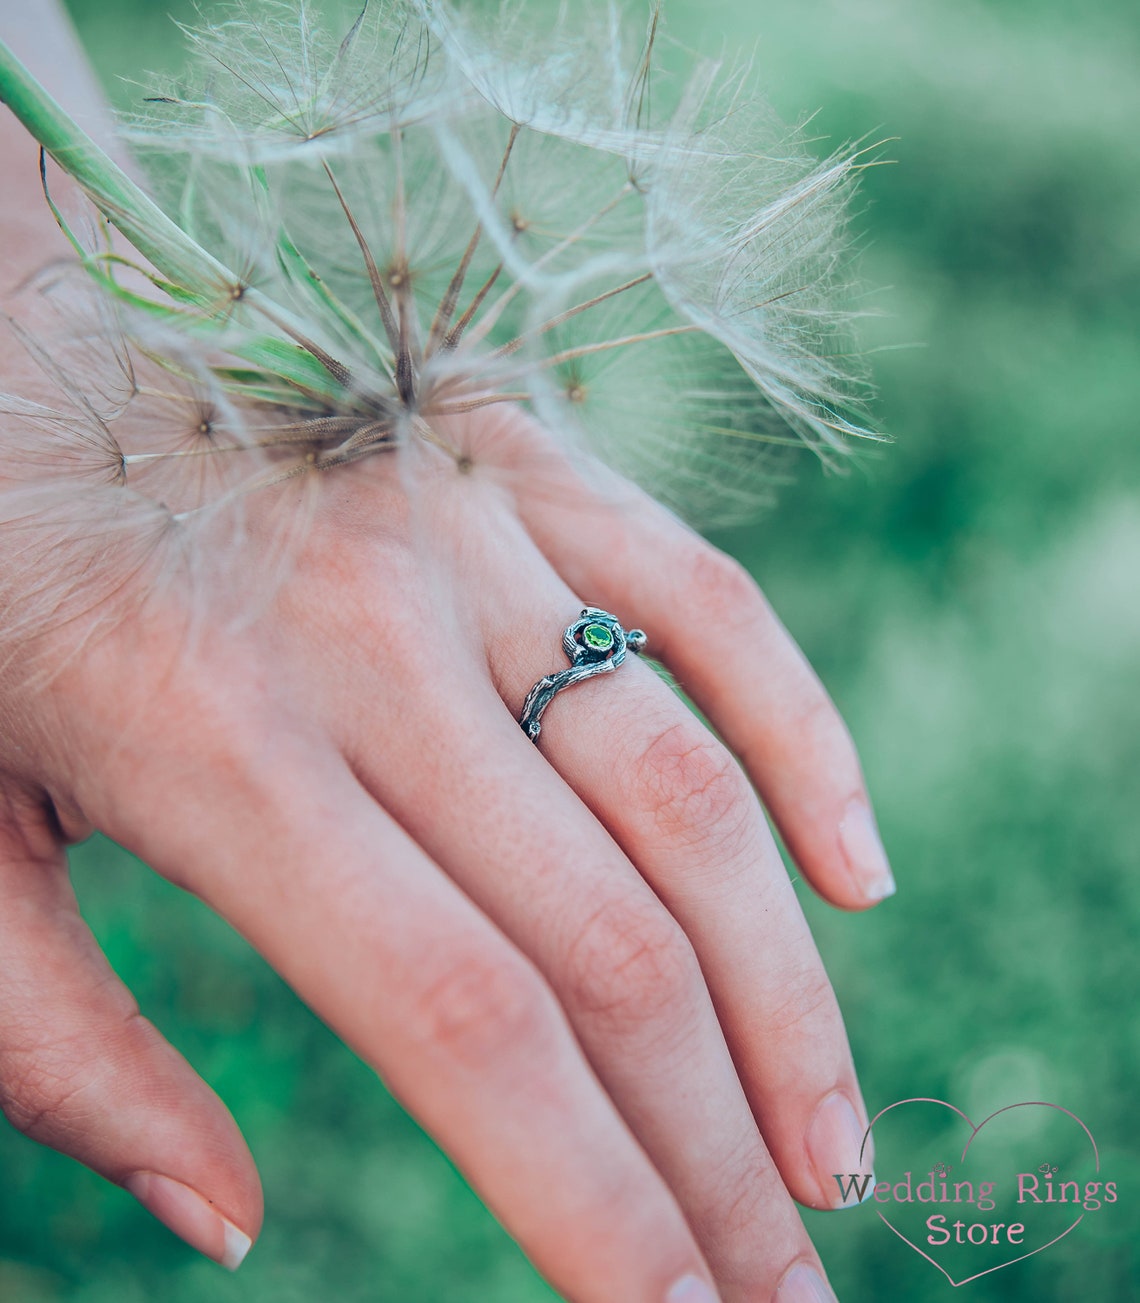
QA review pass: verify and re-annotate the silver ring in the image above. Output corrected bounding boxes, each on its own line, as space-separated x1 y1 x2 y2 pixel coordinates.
520 608 647 742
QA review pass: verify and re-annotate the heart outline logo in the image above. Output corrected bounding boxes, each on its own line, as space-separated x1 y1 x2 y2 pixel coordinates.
863 1098 1100 1287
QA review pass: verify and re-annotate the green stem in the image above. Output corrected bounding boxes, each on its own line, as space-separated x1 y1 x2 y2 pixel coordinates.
0 40 347 401
0 38 231 297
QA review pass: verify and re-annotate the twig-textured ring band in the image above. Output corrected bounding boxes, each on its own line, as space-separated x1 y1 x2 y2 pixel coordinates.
519 608 647 743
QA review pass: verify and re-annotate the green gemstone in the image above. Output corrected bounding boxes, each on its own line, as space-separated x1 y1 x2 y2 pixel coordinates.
582 622 615 651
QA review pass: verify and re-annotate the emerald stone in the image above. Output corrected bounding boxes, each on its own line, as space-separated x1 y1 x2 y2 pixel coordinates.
582 622 615 651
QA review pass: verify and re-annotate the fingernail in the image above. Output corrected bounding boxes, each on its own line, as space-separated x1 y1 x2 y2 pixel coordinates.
774 1263 837 1303
806 1091 874 1209
126 1171 252 1270
839 799 895 901
666 1274 720 1303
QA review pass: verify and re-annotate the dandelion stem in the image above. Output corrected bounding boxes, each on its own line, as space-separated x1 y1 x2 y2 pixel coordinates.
2 42 362 399
492 272 653 360
471 325 700 391
431 391 529 415
122 414 373 462
463 182 635 347
321 160 401 355
0 40 229 294
124 446 249 464
250 299 353 389
258 415 375 440
408 414 464 460
173 423 399 512
333 420 395 455
426 123 519 357
391 123 419 406
627 3 661 131
443 262 504 351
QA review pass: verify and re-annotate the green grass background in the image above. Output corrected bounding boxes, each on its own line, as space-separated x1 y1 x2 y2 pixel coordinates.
1 0 1137 1299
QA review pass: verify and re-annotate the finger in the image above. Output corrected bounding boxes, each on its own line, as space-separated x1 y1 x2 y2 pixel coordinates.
502 415 895 910
0 787 259 1270
333 616 828 1296
478 551 873 1219
85 703 720 1303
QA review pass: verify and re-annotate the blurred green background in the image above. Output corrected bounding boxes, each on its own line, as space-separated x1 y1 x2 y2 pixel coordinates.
1 0 1137 1299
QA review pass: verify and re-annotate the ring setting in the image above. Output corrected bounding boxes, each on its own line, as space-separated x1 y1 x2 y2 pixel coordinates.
519 608 646 742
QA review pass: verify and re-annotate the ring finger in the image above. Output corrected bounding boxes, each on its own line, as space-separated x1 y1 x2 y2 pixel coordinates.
487 575 873 1217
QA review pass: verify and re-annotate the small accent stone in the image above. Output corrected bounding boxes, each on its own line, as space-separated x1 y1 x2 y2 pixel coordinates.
582 622 615 652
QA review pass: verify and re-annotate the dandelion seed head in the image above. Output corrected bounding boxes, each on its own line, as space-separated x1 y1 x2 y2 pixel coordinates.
2 0 880 663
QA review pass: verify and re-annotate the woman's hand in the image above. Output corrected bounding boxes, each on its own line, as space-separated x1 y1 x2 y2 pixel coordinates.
0 6 890 1296
0 402 889 1303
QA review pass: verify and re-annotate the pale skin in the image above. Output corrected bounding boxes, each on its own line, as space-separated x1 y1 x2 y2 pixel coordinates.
0 6 893 1301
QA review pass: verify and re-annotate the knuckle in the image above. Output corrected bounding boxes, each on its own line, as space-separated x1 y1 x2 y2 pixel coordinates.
91 622 266 765
292 540 437 689
100 678 285 858
0 1022 111 1141
562 897 700 1032
682 544 762 626
0 997 172 1144
1 1064 81 1139
632 720 754 851
780 677 848 751
714 1146 778 1241
764 964 839 1037
409 947 554 1068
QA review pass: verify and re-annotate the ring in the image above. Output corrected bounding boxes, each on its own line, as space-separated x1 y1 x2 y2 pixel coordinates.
519 608 647 742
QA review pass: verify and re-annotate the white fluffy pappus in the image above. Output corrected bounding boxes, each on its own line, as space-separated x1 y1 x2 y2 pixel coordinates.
0 0 882 660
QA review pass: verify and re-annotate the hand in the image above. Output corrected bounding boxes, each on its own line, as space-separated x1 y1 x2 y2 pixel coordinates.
0 3 891 1296
0 397 890 1303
